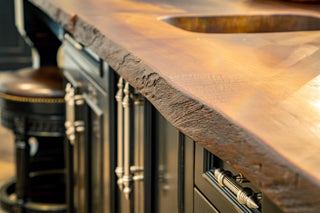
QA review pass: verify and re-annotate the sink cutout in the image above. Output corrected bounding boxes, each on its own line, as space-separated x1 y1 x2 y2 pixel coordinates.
162 15 320 33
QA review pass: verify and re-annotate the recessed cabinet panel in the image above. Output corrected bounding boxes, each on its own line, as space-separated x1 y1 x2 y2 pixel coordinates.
84 95 104 213
154 112 179 213
177 134 194 213
133 92 145 213
79 101 89 213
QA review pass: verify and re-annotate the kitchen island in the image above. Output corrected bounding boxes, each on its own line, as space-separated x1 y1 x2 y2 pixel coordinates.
23 0 320 212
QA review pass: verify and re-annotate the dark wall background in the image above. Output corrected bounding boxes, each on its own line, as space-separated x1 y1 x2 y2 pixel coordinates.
0 0 31 71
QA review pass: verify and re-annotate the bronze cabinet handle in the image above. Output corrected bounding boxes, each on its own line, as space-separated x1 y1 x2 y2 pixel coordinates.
115 77 125 190
115 80 145 201
64 33 83 51
65 83 84 145
122 82 133 200
214 168 259 209
65 83 75 145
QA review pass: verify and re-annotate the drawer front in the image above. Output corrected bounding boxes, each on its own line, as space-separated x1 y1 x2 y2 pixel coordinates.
195 143 283 213
63 37 109 89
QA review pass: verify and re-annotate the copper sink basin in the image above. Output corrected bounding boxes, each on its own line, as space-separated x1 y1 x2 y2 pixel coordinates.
162 14 320 33
285 0 320 2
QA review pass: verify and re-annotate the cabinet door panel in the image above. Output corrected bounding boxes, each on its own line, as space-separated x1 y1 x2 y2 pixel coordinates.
133 94 145 213
84 95 104 213
64 40 116 213
183 136 194 213
70 88 106 213
78 102 88 213
154 111 179 213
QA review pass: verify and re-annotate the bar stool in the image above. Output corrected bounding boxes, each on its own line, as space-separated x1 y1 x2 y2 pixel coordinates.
0 66 66 213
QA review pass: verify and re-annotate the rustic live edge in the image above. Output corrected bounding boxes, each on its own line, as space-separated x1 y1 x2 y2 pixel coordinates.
28 0 320 212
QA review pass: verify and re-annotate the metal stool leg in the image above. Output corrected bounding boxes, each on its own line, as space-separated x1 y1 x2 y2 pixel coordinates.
15 135 30 203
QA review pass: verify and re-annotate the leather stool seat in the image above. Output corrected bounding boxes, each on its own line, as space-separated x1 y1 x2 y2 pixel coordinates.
0 67 65 137
0 66 64 115
0 67 66 213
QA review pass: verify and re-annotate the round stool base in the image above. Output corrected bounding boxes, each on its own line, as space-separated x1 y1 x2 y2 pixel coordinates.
0 172 66 213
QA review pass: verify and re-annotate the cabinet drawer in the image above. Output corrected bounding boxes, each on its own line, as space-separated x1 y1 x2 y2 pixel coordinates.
63 36 109 89
195 143 283 213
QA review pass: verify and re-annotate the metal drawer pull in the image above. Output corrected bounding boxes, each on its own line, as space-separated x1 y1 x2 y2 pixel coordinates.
65 83 75 145
64 33 83 50
65 83 85 145
214 168 259 209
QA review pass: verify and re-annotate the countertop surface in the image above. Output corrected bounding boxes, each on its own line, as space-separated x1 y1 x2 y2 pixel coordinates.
29 0 320 211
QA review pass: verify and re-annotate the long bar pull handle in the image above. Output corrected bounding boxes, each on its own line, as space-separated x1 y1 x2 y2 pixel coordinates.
115 81 144 200
129 94 145 182
122 82 133 200
65 83 75 145
214 168 259 209
65 83 84 145
115 77 124 190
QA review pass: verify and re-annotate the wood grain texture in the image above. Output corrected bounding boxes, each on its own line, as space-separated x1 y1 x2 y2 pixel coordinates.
28 0 320 211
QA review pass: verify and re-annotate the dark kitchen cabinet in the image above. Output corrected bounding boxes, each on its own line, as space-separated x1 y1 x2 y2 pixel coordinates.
61 34 284 213
8 3 298 213
63 39 116 213
114 80 192 213
153 110 179 213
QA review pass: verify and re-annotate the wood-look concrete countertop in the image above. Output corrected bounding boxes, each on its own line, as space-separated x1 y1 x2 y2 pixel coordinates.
29 0 320 211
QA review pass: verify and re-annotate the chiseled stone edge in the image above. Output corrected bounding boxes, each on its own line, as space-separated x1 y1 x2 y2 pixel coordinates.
29 0 320 212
